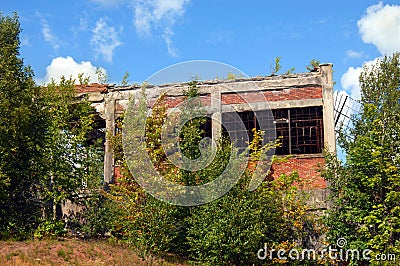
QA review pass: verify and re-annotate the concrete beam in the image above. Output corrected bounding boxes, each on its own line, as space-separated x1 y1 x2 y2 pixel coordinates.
320 64 336 153
103 97 116 185
211 91 222 142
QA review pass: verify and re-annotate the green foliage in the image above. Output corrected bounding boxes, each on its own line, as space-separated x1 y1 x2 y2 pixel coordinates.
0 12 47 239
270 57 296 75
186 161 318 266
127 81 207 256
324 53 400 264
34 220 66 240
306 59 320 71
270 56 282 75
145 93 168 169
78 73 90 85
285 67 296 75
225 72 244 80
249 128 264 159
0 169 9 227
39 76 103 221
120 71 130 86
0 13 104 239
95 67 109 84
68 192 119 238
133 196 190 256
179 80 207 163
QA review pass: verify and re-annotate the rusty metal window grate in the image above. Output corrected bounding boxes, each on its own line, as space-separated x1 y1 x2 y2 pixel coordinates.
222 111 256 152
333 91 361 139
221 107 324 155
222 110 274 152
273 109 290 155
288 106 324 155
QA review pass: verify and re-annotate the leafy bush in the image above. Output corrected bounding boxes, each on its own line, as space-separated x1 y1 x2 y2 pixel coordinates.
67 192 121 238
132 196 190 257
34 220 66 240
186 171 313 265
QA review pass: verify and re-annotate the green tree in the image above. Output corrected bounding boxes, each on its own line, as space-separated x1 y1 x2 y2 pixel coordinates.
325 53 400 265
0 13 104 239
0 13 48 239
39 77 103 223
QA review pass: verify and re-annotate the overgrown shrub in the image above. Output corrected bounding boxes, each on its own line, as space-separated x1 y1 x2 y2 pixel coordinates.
68 192 119 238
34 220 66 240
106 83 321 265
185 170 315 265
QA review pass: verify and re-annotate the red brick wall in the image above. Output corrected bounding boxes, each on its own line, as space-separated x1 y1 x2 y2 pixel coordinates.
269 157 326 189
151 86 322 107
221 86 322 105
163 95 211 108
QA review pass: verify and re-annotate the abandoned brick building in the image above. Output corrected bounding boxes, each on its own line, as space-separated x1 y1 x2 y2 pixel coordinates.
77 63 335 210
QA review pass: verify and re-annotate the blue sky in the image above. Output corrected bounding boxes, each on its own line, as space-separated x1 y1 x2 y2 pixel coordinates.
1 0 400 99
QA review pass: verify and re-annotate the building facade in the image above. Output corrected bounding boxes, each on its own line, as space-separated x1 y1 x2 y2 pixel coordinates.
78 63 335 210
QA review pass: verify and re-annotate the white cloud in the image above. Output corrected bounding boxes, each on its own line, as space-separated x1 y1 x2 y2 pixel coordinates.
21 36 30 47
162 28 178 57
87 0 190 57
340 3 400 102
41 18 61 50
134 0 187 34
38 56 107 85
79 17 89 32
345 49 365 59
153 0 187 20
89 0 126 7
134 3 153 37
340 66 363 100
91 18 122 62
340 58 380 100
133 0 189 56
358 2 400 55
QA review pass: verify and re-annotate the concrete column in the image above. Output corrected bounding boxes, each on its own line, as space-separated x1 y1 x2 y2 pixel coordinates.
104 97 116 185
320 63 336 154
211 91 222 142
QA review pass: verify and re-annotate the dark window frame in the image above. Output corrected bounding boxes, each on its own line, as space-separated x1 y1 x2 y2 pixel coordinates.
221 106 324 155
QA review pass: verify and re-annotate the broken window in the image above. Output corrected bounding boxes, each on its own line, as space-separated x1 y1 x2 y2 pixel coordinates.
290 106 324 154
222 110 268 152
200 116 212 139
221 106 324 155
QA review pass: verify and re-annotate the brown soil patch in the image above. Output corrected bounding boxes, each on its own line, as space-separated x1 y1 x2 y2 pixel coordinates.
0 239 183 266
